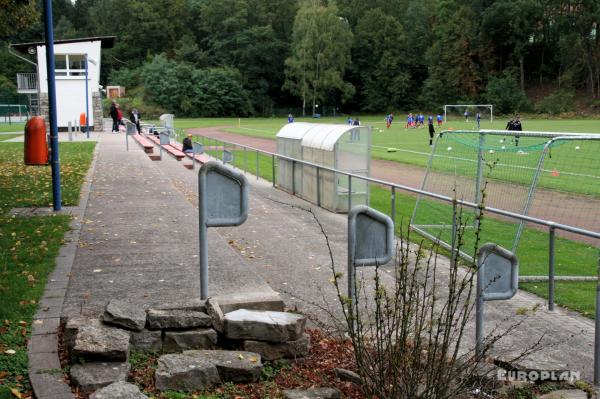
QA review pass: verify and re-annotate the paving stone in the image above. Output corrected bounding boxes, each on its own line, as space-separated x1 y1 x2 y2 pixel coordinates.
154 353 221 391
224 309 306 343
184 350 262 383
28 352 61 373
539 390 588 399
130 329 162 352
147 309 212 330
72 325 130 362
89 381 148 399
283 388 342 399
163 329 217 353
212 291 285 314
243 334 310 360
70 362 130 394
30 372 74 398
31 317 60 336
103 300 147 331
206 298 225 333
28 333 58 354
64 316 103 353
333 368 361 385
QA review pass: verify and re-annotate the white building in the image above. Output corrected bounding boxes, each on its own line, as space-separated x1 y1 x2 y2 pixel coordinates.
10 36 115 131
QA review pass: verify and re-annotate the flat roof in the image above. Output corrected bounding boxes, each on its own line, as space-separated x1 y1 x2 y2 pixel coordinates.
10 36 115 54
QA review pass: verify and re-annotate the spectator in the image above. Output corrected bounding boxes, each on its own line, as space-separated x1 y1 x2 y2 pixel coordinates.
129 108 141 134
116 104 124 130
109 101 118 133
428 114 435 146
182 133 194 153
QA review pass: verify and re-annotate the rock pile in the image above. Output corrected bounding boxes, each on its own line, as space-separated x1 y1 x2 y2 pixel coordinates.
63 292 314 396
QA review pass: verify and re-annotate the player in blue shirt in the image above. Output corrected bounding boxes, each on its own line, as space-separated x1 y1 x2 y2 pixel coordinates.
288 114 294 123
437 114 443 127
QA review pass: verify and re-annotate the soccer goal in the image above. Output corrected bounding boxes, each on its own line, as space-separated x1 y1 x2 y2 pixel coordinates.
443 104 493 123
410 129 600 260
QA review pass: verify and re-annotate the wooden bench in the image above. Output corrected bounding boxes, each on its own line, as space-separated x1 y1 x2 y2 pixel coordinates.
170 143 212 165
146 134 185 160
132 134 154 153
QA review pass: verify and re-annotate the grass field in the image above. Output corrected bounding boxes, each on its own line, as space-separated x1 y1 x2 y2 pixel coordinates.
190 117 599 319
0 123 24 133
0 141 95 397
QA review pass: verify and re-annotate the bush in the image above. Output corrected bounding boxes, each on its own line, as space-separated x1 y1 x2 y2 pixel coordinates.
535 90 576 115
485 72 531 114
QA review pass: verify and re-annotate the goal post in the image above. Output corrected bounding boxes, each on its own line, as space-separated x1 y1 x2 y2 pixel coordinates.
443 104 493 123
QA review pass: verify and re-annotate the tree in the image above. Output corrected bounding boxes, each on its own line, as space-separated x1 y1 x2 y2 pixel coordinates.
284 0 354 116
485 71 531 113
0 0 39 40
353 9 410 111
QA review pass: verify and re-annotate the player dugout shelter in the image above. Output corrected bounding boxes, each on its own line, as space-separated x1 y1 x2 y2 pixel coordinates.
276 122 371 213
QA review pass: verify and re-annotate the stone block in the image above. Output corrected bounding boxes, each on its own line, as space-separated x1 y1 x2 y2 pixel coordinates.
154 353 220 391
89 381 148 399
153 298 207 313
147 309 212 330
539 390 588 399
213 291 284 314
283 388 342 399
103 300 147 331
72 325 130 362
184 350 262 383
224 309 306 343
64 317 103 353
70 362 130 394
243 334 310 361
130 329 162 352
333 368 361 385
206 298 224 333
163 329 217 353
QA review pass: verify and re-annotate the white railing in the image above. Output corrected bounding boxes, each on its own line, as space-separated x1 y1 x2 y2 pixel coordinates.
16 73 37 91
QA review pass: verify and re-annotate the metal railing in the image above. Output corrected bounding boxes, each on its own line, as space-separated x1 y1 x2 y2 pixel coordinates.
189 130 600 385
16 73 37 92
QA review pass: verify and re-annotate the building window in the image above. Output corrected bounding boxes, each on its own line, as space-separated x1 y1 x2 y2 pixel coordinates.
55 54 87 77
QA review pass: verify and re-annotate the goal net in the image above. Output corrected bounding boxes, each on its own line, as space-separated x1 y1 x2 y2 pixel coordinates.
410 129 600 261
444 104 493 124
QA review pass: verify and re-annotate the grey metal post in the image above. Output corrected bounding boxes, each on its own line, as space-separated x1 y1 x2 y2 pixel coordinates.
476 264 485 355
391 186 396 226
316 166 321 207
199 197 209 299
292 161 296 195
348 175 352 211
68 121 73 141
272 154 276 187
549 225 556 311
256 150 259 180
595 250 600 386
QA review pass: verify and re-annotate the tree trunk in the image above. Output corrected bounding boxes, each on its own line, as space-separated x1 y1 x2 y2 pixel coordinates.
519 57 525 92
302 97 306 117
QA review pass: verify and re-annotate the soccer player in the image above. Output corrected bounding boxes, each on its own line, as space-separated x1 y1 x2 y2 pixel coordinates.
288 113 294 123
464 110 469 122
428 115 435 146
386 113 394 129
437 114 443 127
476 112 481 129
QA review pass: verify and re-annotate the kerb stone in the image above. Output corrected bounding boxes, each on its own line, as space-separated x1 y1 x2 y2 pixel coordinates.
103 300 147 331
283 388 342 399
184 350 262 383
154 353 220 392
89 381 148 399
224 309 306 343
163 329 217 353
243 334 310 361
70 362 130 394
147 309 212 330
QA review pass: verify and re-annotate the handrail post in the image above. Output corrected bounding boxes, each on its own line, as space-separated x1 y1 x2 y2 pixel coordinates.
595 249 600 386
292 160 296 195
549 225 556 311
391 186 396 227
272 154 276 187
316 166 321 207
256 150 259 180
348 175 352 211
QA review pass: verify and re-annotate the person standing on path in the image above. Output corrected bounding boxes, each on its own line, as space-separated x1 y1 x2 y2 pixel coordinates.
109 101 118 133
428 114 435 146
129 108 141 134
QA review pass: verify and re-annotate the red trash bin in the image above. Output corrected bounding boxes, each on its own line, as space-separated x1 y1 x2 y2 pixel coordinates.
24 116 49 165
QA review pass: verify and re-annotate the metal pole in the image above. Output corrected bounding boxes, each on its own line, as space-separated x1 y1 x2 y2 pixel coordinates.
348 175 352 211
391 186 396 227
85 53 90 139
272 154 276 187
595 248 600 385
198 172 209 299
549 226 556 311
316 166 321 207
43 0 62 211
292 160 296 195
256 150 259 180
68 121 72 141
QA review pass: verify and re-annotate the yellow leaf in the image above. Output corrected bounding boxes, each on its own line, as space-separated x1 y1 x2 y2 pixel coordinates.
249 356 258 363
10 388 22 398
238 354 244 360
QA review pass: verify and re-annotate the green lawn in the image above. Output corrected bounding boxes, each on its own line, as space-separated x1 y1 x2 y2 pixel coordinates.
0 123 24 133
0 141 95 397
0 134 22 141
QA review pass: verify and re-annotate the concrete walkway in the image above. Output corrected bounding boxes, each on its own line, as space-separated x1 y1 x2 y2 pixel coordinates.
48 130 597 387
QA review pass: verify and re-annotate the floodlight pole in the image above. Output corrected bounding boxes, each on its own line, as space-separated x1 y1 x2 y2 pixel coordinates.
43 0 62 211
85 53 90 139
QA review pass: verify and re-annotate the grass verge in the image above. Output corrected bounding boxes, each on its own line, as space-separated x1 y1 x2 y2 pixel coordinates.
0 141 96 397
